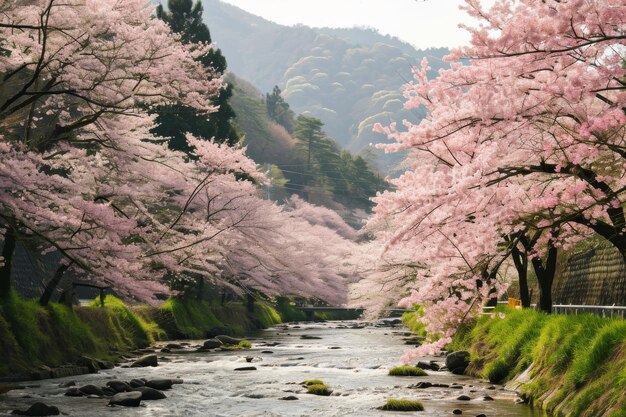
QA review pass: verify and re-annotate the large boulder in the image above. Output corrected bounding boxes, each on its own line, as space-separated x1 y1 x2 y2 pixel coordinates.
78 384 104 396
202 339 223 349
106 380 132 393
445 351 470 374
133 386 167 400
131 354 158 368
129 379 145 388
109 392 142 407
11 403 59 416
145 379 173 390
215 335 241 345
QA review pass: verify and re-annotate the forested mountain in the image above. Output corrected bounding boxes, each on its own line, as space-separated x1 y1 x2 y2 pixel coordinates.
228 74 386 224
201 0 449 173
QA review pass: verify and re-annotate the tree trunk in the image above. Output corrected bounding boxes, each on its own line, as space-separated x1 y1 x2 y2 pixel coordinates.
531 245 558 313
511 246 531 308
0 228 16 299
39 262 72 306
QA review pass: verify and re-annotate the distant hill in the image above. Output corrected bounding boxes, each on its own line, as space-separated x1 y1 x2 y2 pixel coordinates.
227 74 386 225
202 0 449 173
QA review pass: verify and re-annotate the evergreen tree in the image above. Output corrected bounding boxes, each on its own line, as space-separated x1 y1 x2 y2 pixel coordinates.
266 86 295 133
153 0 239 153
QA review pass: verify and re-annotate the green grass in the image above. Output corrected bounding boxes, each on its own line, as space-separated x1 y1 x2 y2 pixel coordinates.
451 308 626 416
302 379 325 386
158 298 283 338
306 384 332 396
401 306 427 336
388 366 427 377
379 398 424 411
219 340 252 351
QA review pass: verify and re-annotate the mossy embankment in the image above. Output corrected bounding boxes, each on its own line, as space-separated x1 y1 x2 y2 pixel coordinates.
0 293 283 380
448 309 626 417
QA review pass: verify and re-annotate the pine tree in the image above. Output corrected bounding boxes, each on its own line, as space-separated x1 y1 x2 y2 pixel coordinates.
266 86 295 133
154 0 239 152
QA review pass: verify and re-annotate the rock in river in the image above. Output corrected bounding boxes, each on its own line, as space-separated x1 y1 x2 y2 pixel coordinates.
11 402 59 416
78 384 104 396
109 392 142 407
131 354 158 367
133 386 167 400
446 351 470 374
215 335 242 345
145 379 173 390
202 338 223 349
106 380 132 393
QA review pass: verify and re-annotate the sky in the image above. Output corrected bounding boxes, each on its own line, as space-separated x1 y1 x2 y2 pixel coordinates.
220 0 493 49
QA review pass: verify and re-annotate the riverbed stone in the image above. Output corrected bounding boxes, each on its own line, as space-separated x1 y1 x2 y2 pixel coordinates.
234 366 257 371
202 338 223 349
75 356 99 373
417 360 441 371
106 380 132 393
11 402 59 416
145 379 173 390
456 395 471 401
481 395 494 401
109 391 142 407
279 395 299 400
476 414 487 417
78 384 104 396
446 351 470 374
129 379 145 388
64 387 84 397
133 386 166 400
300 335 322 340
452 410 463 415
131 354 158 367
166 343 184 349
215 335 242 345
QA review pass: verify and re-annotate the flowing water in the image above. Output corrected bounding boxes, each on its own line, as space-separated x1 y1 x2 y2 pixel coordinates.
0 320 548 416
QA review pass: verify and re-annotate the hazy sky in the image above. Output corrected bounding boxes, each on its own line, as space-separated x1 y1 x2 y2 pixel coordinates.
221 0 492 49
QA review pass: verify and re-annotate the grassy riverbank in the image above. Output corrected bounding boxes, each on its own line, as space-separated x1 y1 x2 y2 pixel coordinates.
449 309 626 417
0 292 361 380
0 293 282 379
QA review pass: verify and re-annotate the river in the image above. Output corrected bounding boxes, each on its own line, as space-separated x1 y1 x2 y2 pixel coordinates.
0 320 548 416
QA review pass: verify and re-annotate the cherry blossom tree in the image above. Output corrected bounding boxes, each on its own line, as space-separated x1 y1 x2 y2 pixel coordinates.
370 0 625 357
0 0 358 307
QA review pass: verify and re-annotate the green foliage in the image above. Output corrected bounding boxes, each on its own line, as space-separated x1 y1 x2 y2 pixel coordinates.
88 295 159 347
153 0 239 153
379 399 424 411
451 308 626 415
388 366 427 377
306 384 332 396
401 307 427 336
275 297 307 322
252 303 282 328
159 297 222 339
159 297 282 338
266 85 295 132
